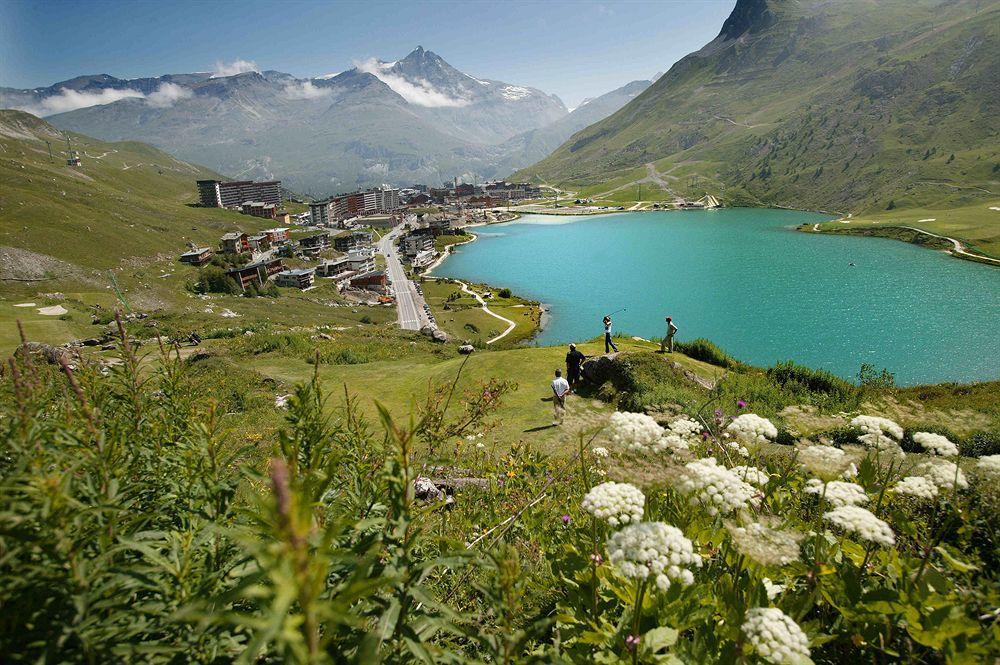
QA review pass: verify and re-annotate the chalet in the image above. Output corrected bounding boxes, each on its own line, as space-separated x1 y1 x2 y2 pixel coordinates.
220 232 250 254
240 201 277 219
226 258 284 292
263 227 291 244
408 193 432 205
402 234 434 257
179 247 214 267
316 258 352 279
247 233 271 252
274 268 316 289
334 230 374 252
298 233 331 255
349 270 388 293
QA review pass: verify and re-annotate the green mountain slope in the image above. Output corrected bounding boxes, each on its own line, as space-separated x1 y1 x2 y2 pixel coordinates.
0 110 268 275
516 0 999 220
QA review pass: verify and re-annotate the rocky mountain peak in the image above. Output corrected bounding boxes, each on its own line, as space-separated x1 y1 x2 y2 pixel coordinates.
717 0 776 41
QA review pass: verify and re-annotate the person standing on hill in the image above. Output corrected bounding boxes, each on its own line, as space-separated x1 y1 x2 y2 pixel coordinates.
603 316 619 354
551 369 570 424
565 343 586 389
661 316 679 353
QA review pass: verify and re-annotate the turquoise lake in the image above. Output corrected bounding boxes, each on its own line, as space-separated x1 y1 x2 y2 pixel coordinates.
436 209 1000 385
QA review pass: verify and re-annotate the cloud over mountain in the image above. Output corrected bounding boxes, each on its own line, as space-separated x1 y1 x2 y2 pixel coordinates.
210 59 259 78
355 57 470 108
19 87 145 116
146 82 193 107
282 80 331 100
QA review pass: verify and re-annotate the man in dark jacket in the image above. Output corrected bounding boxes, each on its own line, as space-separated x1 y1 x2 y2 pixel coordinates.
565 343 586 389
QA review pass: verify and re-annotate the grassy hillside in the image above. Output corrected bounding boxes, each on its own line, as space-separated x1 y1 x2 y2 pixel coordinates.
516 0 999 252
0 109 275 273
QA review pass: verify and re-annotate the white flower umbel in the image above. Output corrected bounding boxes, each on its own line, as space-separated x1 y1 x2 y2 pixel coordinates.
976 454 1000 476
606 522 701 591
732 465 770 487
581 481 645 527
798 444 854 480
669 416 703 438
677 457 759 516
728 522 803 566
851 415 905 456
892 476 939 500
661 433 692 453
916 459 968 491
912 432 959 457
762 577 786 600
823 505 895 546
608 411 665 453
726 414 778 445
742 607 810 664
804 479 868 507
591 446 610 458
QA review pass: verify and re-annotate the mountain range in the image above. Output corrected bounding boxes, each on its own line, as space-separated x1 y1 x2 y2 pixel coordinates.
516 0 999 216
0 48 650 196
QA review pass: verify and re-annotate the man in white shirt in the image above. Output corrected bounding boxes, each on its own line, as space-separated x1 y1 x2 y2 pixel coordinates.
551 369 570 424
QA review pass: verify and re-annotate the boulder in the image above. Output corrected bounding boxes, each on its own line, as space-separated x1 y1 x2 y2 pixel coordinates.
581 353 619 385
413 476 442 501
431 329 449 343
458 344 475 355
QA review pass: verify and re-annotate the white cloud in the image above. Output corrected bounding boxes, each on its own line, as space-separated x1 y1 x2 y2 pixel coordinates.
354 58 469 108
146 82 193 107
19 87 145 116
283 80 331 100
210 59 259 78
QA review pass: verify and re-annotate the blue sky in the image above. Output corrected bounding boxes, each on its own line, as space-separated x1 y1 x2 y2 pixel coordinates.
0 0 735 107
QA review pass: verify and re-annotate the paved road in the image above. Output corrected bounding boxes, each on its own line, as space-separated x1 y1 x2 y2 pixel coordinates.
377 226 430 330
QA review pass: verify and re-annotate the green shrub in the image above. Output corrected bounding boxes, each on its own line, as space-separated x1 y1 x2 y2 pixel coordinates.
767 360 860 402
674 338 743 369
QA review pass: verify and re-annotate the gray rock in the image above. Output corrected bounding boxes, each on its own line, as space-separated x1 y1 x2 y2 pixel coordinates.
458 344 475 355
431 329 449 343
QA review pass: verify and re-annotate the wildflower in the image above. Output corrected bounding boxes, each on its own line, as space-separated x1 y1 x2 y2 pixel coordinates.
725 441 750 457
915 459 968 490
976 454 1000 476
476 442 485 449
625 634 641 651
590 552 603 565
591 446 610 458
661 433 692 453
742 607 810 664
726 413 778 445
727 522 803 566
606 522 701 591
608 411 665 453
561 514 571 525
668 416 703 438
737 399 748 409
797 444 855 480
842 462 858 479
732 465 770 487
762 577 785 600
892 476 939 500
582 481 645 527
823 506 895 546
804 479 868 507
677 457 759 516
851 415 905 456
912 432 958 457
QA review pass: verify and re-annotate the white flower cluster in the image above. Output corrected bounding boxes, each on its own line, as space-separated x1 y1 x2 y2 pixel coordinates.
677 457 759 516
976 454 1000 476
851 415 905 455
742 607 810 664
893 476 939 500
804 479 868 507
798 444 854 480
725 441 750 457
591 446 610 458
581 482 645 527
606 522 701 591
669 416 703 438
732 465 770 487
608 411 664 453
728 522 803 566
912 432 958 457
661 433 692 453
823 505 895 546
916 459 968 490
726 414 778 445
762 577 786 600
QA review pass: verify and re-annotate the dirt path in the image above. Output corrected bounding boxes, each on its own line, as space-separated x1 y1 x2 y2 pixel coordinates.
898 226 1000 265
456 281 517 344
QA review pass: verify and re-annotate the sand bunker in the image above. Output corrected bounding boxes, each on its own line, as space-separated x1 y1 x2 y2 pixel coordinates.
37 305 68 316
13 302 36 307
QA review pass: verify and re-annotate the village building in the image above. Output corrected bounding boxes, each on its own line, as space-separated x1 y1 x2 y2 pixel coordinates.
274 268 316 289
247 233 271 253
220 231 251 254
179 247 214 266
225 258 284 292
263 227 291 244
198 179 282 209
402 234 435 257
409 249 437 269
349 270 388 293
298 233 331 255
240 201 277 219
334 230 374 252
